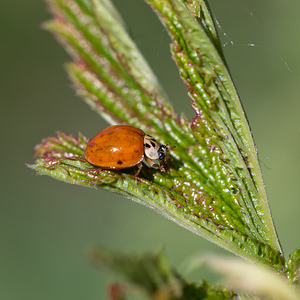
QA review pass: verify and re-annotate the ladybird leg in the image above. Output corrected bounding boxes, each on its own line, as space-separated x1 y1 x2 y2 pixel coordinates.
135 162 143 177
159 165 166 172
144 156 157 168
144 157 166 173
159 158 167 172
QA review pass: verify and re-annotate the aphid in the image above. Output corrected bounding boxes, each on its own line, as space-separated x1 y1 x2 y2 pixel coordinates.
84 125 169 176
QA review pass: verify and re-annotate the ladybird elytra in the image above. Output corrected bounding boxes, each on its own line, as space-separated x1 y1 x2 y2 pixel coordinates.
84 125 168 176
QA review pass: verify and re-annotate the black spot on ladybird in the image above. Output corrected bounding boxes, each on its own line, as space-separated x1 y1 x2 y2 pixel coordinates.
117 160 123 164
145 143 151 148
151 141 156 147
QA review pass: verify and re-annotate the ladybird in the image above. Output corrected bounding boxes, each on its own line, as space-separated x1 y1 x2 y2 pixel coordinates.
84 125 168 176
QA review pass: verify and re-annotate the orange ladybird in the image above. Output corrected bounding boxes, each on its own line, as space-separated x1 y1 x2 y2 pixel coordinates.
84 125 168 176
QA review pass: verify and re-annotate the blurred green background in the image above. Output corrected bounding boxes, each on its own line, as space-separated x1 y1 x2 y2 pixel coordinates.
1 0 299 299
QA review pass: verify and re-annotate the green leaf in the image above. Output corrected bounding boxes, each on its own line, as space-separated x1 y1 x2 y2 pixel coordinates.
146 0 281 249
45 0 176 137
88 247 235 299
284 248 300 286
28 0 285 270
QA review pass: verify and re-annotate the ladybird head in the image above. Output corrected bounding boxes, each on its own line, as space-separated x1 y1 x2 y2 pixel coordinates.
143 135 168 171
158 144 167 160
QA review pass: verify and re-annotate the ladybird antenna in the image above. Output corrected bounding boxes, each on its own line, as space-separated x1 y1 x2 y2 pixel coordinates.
167 144 176 151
